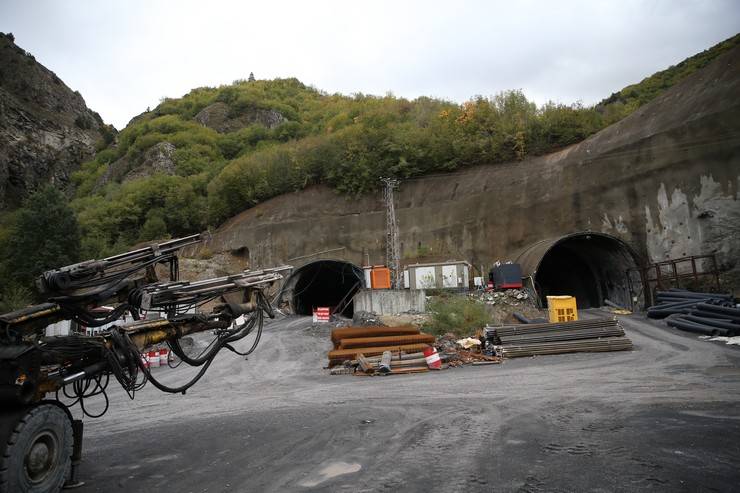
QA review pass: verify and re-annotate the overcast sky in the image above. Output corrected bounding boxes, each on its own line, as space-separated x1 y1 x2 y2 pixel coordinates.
2 0 738 129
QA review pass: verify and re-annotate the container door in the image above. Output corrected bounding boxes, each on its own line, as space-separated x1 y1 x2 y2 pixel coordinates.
442 265 457 288
415 266 436 289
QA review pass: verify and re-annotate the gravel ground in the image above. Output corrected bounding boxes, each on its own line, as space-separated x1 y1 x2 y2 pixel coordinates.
72 313 740 492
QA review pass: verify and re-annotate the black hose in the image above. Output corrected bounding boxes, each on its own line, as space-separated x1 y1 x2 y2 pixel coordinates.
666 317 728 336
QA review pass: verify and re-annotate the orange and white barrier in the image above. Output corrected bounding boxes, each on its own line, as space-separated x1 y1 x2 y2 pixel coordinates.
148 350 160 367
423 347 441 369
159 348 169 366
140 348 173 369
313 307 331 323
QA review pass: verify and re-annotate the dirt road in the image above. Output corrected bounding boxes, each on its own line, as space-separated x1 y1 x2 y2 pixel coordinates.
73 314 740 492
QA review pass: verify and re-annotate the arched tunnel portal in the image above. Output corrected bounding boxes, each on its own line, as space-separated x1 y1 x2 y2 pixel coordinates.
514 233 643 309
280 260 365 316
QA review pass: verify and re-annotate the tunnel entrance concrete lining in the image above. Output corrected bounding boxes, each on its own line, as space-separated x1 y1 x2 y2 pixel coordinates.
281 260 365 316
514 233 642 309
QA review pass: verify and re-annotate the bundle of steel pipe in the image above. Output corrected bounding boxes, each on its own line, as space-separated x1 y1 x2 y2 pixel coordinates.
647 288 733 319
330 325 420 348
338 334 436 349
484 317 619 344
328 343 431 366
498 326 624 345
484 317 632 358
498 337 633 358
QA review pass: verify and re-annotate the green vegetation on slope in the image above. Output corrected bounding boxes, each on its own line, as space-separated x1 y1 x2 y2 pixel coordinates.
69 81 605 258
596 33 740 124
0 34 736 300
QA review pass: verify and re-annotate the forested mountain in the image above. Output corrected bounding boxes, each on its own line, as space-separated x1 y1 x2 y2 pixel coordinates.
66 34 738 259
0 33 737 308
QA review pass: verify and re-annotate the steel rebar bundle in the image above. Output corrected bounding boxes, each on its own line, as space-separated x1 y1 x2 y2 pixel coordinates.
498 326 625 345
498 337 633 358
484 317 632 358
484 317 619 343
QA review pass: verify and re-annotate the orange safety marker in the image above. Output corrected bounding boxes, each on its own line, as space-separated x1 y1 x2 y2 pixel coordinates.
313 307 331 323
423 347 441 369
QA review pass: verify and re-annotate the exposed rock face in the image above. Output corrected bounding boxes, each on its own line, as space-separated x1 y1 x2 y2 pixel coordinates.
198 45 740 287
94 142 176 189
0 33 108 208
194 102 285 133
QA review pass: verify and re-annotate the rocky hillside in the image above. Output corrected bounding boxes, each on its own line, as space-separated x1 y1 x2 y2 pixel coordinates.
0 32 111 209
64 33 739 259
201 42 740 290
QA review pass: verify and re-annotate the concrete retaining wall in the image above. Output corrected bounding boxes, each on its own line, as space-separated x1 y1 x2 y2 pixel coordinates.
353 289 426 315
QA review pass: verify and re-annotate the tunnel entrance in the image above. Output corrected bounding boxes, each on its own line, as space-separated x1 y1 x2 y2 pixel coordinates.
282 260 365 317
515 233 642 309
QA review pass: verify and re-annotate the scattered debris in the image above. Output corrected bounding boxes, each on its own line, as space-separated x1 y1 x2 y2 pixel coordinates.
445 350 501 367
456 337 481 349
707 336 740 346
352 310 383 326
603 299 631 314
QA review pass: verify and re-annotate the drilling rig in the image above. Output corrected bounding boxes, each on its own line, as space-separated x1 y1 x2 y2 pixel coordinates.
0 234 289 492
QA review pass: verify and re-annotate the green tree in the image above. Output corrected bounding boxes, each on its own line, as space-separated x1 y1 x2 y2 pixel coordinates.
4 186 81 289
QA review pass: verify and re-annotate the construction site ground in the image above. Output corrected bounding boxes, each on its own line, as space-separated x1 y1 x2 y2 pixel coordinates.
74 312 740 492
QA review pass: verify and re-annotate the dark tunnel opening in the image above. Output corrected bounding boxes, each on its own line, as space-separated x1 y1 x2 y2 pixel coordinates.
517 233 642 310
286 260 365 317
537 245 601 308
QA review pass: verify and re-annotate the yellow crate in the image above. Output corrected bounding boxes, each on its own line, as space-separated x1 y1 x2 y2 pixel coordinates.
547 296 578 323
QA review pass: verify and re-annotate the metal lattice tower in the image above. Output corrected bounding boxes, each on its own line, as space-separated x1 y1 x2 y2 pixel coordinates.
382 178 401 289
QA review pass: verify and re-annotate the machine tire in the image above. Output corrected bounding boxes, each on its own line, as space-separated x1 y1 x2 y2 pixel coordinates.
0 403 73 493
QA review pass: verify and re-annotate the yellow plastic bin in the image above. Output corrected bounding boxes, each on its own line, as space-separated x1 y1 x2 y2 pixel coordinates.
547 296 578 323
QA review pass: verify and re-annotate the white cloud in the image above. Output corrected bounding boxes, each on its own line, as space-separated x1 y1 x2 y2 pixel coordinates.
1 0 738 129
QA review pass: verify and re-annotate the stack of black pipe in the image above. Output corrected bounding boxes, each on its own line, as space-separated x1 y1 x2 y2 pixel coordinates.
647 288 739 336
483 318 633 358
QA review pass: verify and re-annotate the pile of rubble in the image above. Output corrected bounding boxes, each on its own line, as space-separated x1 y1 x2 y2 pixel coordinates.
476 288 531 305
469 288 546 324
